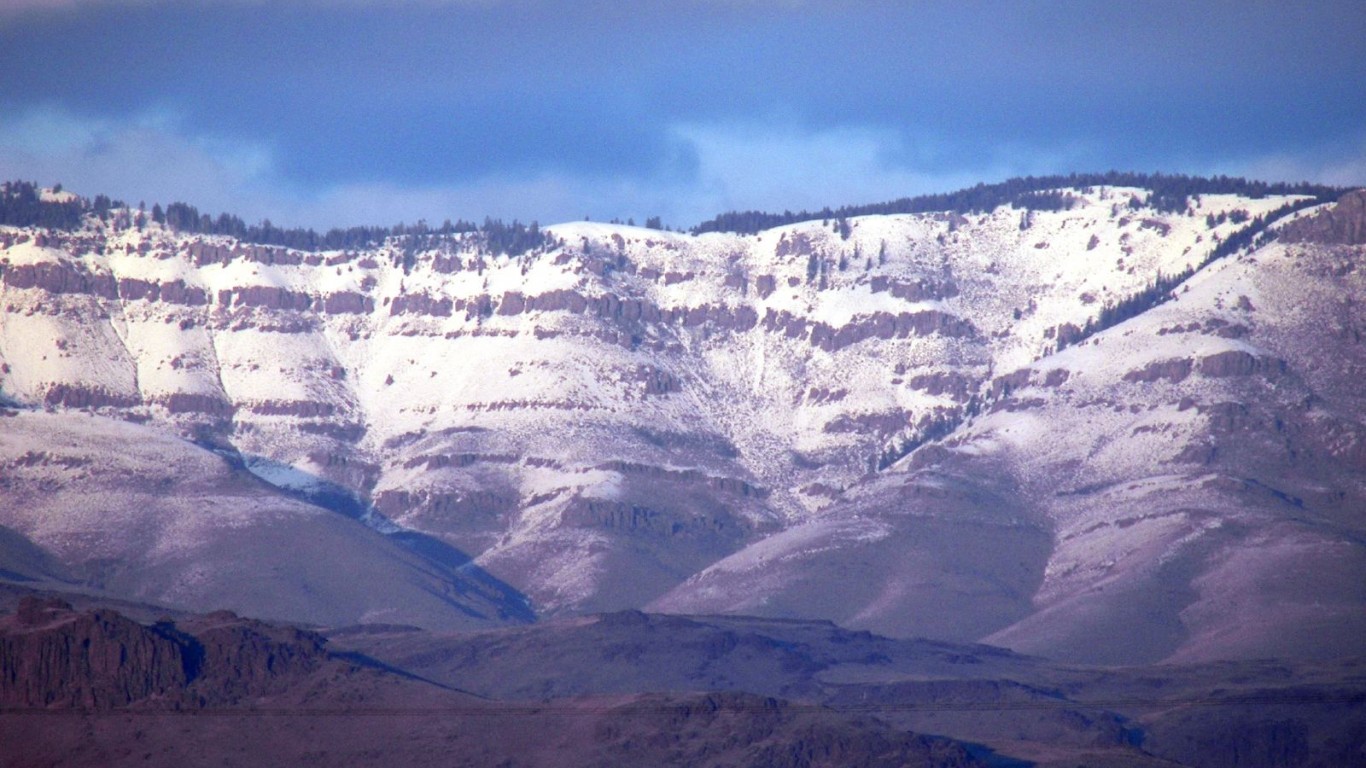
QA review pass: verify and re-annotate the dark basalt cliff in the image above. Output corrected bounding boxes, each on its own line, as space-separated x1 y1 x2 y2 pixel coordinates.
0 597 326 709
0 599 992 768
1 598 189 708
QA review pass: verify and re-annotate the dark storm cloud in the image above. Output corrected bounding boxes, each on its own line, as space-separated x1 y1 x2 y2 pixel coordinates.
1 0 1362 226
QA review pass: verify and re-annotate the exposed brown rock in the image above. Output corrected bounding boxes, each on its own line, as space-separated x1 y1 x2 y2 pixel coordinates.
0 600 325 710
322 291 374 314
297 421 366 441
755 274 777 298
906 372 973 399
160 392 236 417
1054 321 1085 347
181 610 326 703
497 291 526 315
234 245 303 267
1198 401 1255 433
774 231 818 258
389 292 452 317
524 288 588 314
1175 442 1219 465
187 242 228 266
988 368 1032 399
246 399 337 417
1123 358 1194 384
116 278 209 306
2 262 117 299
477 288 765 333
637 365 682 395
226 317 316 334
763 308 974 352
823 410 908 436
1139 218 1172 236
1041 368 1070 387
869 275 960 301
8 450 91 469
0 599 187 708
805 387 849 404
1280 189 1366 245
1199 350 1285 378
43 384 139 409
225 285 313 311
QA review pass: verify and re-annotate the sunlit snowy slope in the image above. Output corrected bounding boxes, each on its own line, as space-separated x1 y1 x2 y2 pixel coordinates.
2 184 1361 661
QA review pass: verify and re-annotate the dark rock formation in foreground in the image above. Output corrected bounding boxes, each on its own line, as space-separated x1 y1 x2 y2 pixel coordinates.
0 596 324 709
0 599 985 768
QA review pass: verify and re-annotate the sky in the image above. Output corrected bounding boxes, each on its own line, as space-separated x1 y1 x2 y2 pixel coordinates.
1 0 1364 230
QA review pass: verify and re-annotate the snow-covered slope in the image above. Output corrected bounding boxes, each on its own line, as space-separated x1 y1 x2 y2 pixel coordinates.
0 409 530 629
654 194 1366 663
2 185 1361 661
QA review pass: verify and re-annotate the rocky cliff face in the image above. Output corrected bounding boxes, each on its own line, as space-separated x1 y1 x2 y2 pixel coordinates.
0 597 188 708
1281 189 1366 245
1 186 1362 663
0 600 991 768
0 597 326 708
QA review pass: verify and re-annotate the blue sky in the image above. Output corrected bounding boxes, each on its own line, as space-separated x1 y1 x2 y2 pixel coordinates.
2 0 1364 229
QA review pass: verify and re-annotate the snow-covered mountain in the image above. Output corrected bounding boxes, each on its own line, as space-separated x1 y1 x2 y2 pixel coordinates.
1 182 1361 663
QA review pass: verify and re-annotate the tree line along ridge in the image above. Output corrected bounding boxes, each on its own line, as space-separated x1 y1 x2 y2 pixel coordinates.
0 181 555 258
1 173 1348 257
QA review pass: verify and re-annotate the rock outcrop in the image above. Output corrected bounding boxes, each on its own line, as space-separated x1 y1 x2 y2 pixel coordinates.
1281 189 1366 245
0 598 326 709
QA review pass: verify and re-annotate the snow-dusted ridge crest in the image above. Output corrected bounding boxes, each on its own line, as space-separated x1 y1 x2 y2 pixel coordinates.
2 183 1363 663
